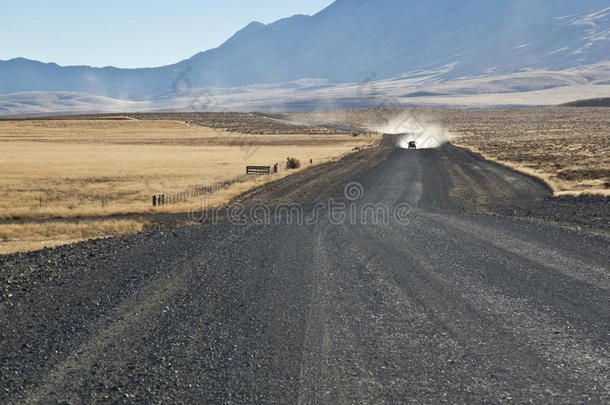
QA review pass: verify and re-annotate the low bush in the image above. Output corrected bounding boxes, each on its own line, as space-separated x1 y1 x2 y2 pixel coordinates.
286 157 301 170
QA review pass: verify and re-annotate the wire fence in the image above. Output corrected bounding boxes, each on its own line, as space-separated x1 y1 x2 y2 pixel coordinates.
153 173 252 207
152 160 311 208
25 159 314 212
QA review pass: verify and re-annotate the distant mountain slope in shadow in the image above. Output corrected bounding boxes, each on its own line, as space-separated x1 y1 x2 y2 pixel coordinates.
561 97 610 107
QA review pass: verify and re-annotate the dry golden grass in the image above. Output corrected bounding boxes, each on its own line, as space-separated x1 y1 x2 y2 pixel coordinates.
0 219 145 255
0 119 378 219
0 118 378 253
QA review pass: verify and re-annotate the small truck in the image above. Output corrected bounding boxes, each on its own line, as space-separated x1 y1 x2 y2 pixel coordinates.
408 141 417 149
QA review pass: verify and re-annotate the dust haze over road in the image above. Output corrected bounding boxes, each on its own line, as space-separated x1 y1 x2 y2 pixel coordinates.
1 141 608 403
374 113 451 149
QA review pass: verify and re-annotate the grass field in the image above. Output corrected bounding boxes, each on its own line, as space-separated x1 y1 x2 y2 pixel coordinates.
0 219 147 255
3 108 606 253
286 107 610 196
0 117 378 253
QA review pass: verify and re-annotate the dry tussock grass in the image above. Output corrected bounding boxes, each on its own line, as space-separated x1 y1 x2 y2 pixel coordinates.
446 108 610 196
0 119 377 220
0 119 378 253
0 219 145 254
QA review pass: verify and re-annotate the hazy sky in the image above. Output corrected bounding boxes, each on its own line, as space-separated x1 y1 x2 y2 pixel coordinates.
2 0 334 68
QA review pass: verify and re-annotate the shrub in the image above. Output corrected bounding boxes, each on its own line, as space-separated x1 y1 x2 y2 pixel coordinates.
286 157 301 170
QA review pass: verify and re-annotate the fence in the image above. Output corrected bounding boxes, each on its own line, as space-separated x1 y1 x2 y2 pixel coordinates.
26 159 316 211
153 173 250 207
247 165 272 175
152 160 315 207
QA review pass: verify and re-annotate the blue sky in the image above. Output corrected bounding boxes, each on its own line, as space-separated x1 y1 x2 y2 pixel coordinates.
2 0 334 68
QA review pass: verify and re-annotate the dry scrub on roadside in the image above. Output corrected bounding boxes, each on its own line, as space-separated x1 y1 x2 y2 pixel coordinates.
447 108 610 196
126 112 347 135
286 157 301 169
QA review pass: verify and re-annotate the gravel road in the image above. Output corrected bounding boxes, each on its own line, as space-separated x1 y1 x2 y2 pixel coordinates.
1 144 608 404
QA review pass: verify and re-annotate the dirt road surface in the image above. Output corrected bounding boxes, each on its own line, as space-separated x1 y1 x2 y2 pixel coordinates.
1 144 608 403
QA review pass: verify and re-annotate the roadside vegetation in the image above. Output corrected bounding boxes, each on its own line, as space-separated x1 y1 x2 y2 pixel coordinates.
447 108 610 196
286 157 301 169
0 219 146 254
0 117 378 253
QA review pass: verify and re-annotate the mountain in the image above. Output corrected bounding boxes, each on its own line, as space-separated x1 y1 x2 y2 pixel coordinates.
3 63 609 116
0 91 155 117
177 0 610 86
0 0 609 104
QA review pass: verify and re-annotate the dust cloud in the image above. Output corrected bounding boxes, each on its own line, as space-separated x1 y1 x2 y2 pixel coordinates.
374 113 451 149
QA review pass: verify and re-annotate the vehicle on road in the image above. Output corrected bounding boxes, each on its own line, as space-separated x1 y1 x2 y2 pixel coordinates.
408 141 417 149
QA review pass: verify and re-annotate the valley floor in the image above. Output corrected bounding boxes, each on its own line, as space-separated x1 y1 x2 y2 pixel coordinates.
1 142 607 403
0 115 376 253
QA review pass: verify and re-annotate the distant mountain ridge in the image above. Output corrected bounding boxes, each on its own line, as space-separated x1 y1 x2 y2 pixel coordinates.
3 63 609 116
1 0 609 104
